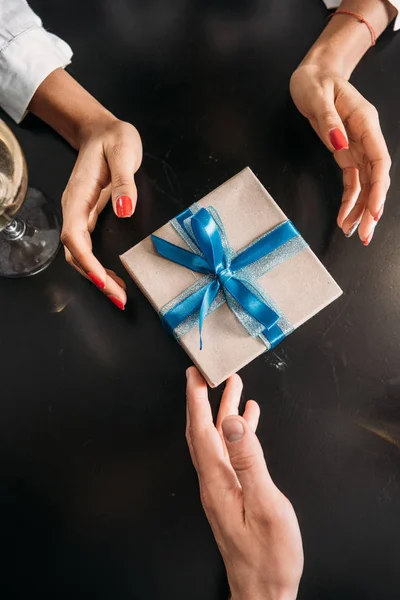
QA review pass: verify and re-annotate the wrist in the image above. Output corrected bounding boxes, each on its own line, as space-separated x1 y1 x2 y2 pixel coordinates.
300 0 396 81
300 43 350 80
29 68 117 150
300 14 372 80
75 105 118 148
229 577 298 600
231 591 297 600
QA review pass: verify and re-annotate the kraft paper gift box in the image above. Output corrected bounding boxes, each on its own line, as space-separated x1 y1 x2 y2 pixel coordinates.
121 168 342 387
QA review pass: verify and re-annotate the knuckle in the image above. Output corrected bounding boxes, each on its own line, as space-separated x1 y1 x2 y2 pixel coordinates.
384 153 392 171
110 123 138 149
199 486 216 518
231 450 256 474
116 120 138 138
63 247 72 265
319 108 337 124
365 102 379 120
254 494 294 527
60 228 71 246
112 172 133 190
273 498 296 528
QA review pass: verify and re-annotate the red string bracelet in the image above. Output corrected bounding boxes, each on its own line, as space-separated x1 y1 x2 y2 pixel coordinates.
328 10 376 46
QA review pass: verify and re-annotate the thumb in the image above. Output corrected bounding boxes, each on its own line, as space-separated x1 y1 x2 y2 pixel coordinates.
105 141 140 219
314 99 349 153
222 416 276 503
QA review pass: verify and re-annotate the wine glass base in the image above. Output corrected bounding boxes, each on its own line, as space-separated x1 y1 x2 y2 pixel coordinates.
0 187 62 278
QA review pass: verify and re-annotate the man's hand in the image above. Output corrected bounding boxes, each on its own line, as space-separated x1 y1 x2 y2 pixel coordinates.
186 367 303 600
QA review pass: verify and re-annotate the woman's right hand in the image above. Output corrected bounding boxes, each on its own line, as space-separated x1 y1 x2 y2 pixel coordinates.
186 367 303 600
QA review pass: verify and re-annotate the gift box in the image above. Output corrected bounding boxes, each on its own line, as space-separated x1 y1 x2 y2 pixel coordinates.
121 168 342 387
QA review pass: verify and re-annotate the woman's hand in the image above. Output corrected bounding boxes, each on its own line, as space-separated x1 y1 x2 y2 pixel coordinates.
29 68 143 309
290 64 390 245
61 115 142 309
186 367 303 600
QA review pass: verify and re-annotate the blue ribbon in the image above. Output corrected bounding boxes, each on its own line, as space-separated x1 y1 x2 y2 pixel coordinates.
151 206 302 350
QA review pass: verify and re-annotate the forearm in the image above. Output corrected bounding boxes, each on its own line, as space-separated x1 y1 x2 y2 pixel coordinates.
301 0 397 78
28 68 115 150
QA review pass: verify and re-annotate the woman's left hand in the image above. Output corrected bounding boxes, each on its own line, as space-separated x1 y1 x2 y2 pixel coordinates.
290 64 391 245
61 115 143 308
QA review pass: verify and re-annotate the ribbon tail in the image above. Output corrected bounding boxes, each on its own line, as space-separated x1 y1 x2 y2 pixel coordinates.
198 279 220 350
224 276 280 332
151 235 210 274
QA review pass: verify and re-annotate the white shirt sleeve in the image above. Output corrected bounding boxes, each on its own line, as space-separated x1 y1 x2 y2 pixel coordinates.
322 0 400 30
0 0 73 123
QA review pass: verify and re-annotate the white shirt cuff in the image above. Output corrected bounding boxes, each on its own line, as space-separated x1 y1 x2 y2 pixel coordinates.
0 25 73 123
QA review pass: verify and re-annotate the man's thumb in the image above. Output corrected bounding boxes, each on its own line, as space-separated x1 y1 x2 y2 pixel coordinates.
222 416 274 500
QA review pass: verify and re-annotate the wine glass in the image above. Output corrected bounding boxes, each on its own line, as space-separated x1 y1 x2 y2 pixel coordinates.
0 119 61 277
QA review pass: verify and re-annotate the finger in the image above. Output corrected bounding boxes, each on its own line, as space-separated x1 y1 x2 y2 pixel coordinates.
358 212 376 246
97 184 113 214
186 367 213 430
65 246 128 305
62 154 127 307
64 247 88 279
88 185 112 231
222 416 277 506
105 134 141 219
308 88 349 152
62 225 127 307
216 374 243 433
185 394 195 467
357 168 377 245
343 163 377 243
106 268 127 291
336 167 361 231
359 110 391 221
367 158 390 222
186 367 228 480
341 161 368 235
242 400 260 432
61 151 113 287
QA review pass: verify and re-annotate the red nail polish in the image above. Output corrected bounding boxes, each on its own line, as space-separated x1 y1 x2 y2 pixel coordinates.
88 272 105 290
329 128 348 151
109 295 125 310
374 206 384 222
363 233 372 246
116 195 133 218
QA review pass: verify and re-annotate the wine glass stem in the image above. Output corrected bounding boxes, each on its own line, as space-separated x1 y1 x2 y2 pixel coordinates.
3 217 26 240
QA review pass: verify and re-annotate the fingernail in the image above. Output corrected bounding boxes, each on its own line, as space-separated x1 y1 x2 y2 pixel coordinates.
186 368 191 380
222 418 244 443
329 128 348 151
116 195 133 218
345 222 360 238
374 206 384 222
363 233 373 246
108 295 125 310
88 272 105 290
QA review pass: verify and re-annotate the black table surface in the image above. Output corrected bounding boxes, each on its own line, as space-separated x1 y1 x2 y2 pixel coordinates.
1 1 400 598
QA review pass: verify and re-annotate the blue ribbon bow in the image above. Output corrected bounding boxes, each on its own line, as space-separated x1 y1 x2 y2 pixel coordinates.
151 207 302 350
